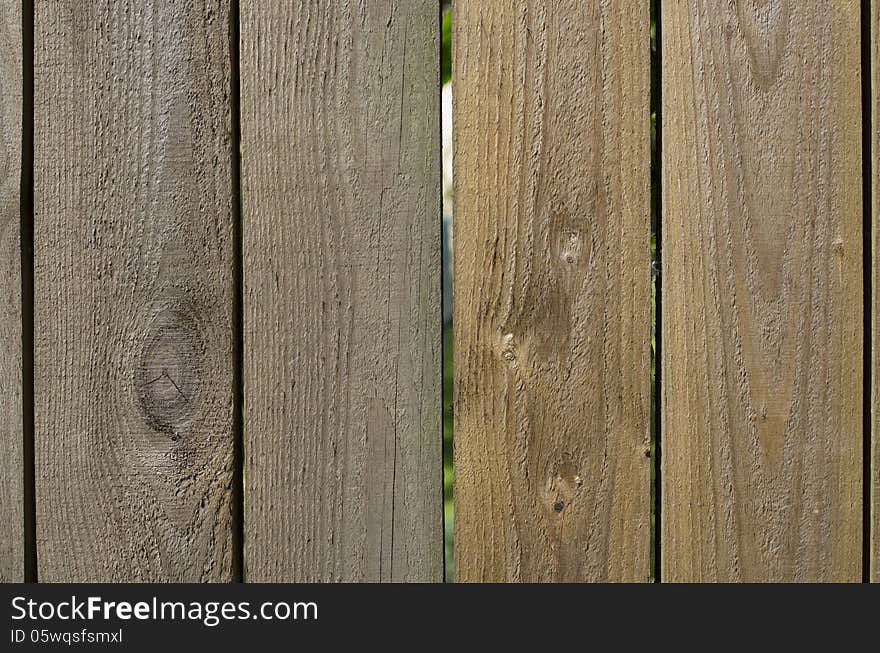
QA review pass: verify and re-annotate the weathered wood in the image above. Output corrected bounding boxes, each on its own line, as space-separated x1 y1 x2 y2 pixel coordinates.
662 1 862 581
34 0 236 581
0 0 22 583
873 0 880 584
453 1 651 582
241 1 442 581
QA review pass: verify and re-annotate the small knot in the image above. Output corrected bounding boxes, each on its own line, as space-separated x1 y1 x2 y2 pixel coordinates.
560 231 583 265
500 333 518 367
553 501 565 513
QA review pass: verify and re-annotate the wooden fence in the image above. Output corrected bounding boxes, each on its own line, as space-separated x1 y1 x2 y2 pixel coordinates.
0 0 877 583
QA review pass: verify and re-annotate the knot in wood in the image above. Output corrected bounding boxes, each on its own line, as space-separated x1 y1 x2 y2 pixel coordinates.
134 305 204 436
560 230 583 265
500 333 518 367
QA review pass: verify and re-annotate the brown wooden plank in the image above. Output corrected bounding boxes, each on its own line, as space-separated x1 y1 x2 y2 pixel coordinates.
0 0 22 583
873 0 880 584
662 1 862 581
241 1 442 581
34 0 236 581
453 1 651 582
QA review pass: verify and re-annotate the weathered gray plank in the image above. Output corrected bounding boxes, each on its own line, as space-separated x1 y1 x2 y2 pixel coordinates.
662 0 862 581
34 0 236 581
241 0 442 582
0 0 22 583
453 1 651 581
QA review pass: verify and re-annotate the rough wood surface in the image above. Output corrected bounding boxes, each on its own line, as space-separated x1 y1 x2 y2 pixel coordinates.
242 1 442 581
34 0 236 581
0 0 22 583
453 1 651 582
873 0 879 584
662 1 862 581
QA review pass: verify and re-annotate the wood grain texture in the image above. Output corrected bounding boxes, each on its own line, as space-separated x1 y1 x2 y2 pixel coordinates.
662 1 862 581
34 0 236 581
453 1 651 582
0 0 22 583
242 1 442 581
873 0 879 584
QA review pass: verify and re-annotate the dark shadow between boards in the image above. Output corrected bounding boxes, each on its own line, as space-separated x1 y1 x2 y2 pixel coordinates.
21 0 36 584
650 0 663 583
861 0 872 584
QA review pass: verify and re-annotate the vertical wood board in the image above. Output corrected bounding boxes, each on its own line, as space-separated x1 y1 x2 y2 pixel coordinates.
0 0 22 583
872 0 879 583
662 1 862 581
34 0 236 581
241 0 443 581
453 0 651 582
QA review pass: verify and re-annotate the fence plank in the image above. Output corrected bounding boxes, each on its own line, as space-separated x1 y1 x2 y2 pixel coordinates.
34 0 236 581
0 0 22 583
662 1 862 581
454 1 651 582
241 1 442 581
873 0 879 584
